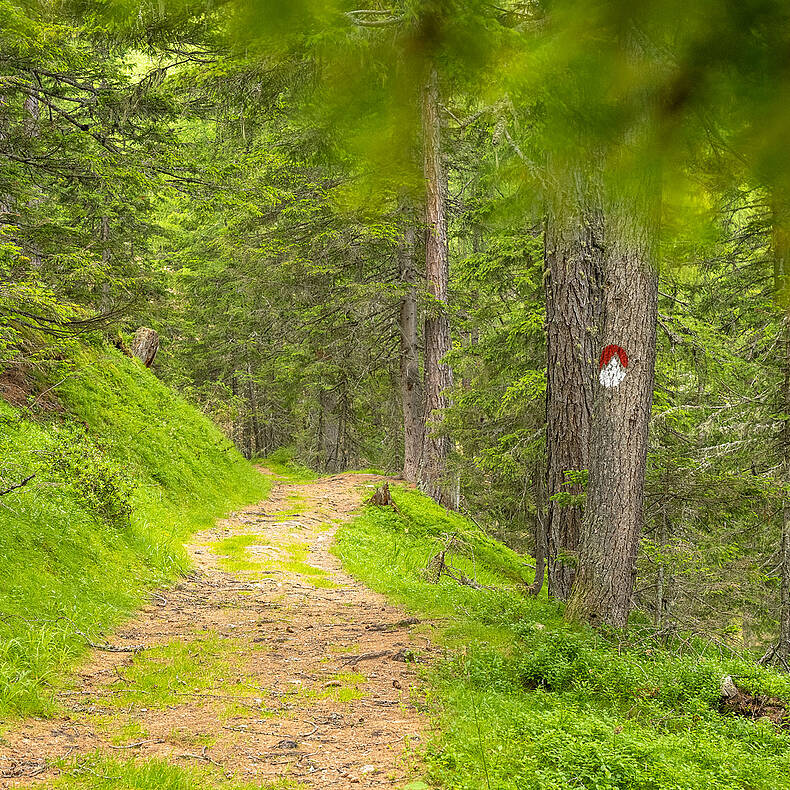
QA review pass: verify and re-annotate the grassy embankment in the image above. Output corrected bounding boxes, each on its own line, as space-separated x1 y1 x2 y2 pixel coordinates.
335 485 790 790
0 346 271 719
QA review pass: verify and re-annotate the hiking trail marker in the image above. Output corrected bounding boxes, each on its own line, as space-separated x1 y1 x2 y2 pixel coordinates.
599 344 628 388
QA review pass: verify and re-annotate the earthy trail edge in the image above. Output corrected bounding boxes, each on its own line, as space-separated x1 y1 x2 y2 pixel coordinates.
1 472 434 788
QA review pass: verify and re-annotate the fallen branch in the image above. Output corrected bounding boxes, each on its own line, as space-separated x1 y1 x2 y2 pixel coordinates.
106 739 164 750
366 617 420 632
720 674 788 726
176 747 220 766
75 629 144 653
424 533 492 589
0 474 35 497
341 649 393 667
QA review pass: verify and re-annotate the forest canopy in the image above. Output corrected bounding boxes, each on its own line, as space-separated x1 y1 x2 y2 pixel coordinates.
4 0 790 652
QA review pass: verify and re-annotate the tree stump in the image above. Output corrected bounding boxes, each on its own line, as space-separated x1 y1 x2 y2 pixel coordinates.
719 674 787 726
366 482 398 511
131 327 159 368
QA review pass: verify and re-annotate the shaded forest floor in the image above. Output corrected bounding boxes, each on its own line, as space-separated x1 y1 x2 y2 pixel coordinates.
0 470 431 788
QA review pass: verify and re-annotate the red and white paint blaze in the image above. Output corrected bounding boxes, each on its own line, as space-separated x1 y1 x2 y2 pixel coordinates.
599 344 628 388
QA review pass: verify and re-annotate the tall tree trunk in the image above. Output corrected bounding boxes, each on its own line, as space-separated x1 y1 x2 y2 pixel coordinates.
779 314 790 665
764 206 790 667
565 190 659 628
419 68 456 508
529 457 548 595
544 199 604 600
399 221 422 482
655 505 669 628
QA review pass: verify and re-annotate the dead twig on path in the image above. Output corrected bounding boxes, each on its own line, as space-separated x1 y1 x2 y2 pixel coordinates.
366 617 420 631
105 739 164 750
341 649 393 667
74 628 145 653
176 747 220 766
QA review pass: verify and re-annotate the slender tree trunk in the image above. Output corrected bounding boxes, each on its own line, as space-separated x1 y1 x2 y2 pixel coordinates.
246 361 260 458
399 221 423 482
770 208 790 665
545 199 604 600
779 315 790 663
655 506 669 628
419 68 456 508
565 189 659 628
529 457 548 595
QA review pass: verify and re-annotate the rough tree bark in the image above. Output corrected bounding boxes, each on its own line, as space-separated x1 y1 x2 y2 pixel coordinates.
544 196 604 600
778 313 790 666
419 68 457 508
762 206 790 667
130 327 159 368
565 190 659 628
399 220 423 482
528 457 548 595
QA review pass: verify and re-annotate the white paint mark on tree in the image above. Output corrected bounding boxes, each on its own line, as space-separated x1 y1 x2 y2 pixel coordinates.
599 345 628 388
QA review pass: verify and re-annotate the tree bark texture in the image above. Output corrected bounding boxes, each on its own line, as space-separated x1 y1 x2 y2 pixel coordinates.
399 222 423 482
545 204 604 600
529 457 548 595
131 327 159 368
565 198 659 628
774 212 790 663
419 69 456 508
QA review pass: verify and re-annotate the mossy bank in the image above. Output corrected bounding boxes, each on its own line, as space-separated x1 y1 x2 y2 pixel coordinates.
0 345 271 718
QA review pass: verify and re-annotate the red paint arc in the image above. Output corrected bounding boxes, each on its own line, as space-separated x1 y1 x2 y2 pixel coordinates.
599 344 628 369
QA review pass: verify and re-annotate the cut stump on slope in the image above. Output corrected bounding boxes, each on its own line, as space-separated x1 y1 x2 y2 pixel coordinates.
366 482 399 512
720 674 788 726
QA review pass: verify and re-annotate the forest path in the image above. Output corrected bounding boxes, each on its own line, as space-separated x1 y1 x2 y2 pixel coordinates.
2 471 431 788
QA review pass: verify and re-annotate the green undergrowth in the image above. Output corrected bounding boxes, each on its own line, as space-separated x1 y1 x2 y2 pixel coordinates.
0 345 271 718
18 754 305 790
335 485 790 789
257 448 319 482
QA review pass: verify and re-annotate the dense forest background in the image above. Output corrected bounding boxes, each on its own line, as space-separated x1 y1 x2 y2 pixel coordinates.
4 0 790 657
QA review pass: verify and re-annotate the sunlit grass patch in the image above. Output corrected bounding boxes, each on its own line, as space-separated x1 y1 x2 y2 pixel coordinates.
258 449 319 483
80 633 243 710
307 576 340 589
296 672 367 704
108 718 149 745
20 753 307 789
211 534 270 572
167 727 216 748
327 643 360 654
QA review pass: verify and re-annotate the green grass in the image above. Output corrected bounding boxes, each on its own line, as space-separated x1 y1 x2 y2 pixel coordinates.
334 485 790 790
80 632 244 710
18 754 306 789
0 345 271 718
212 534 271 572
257 448 319 482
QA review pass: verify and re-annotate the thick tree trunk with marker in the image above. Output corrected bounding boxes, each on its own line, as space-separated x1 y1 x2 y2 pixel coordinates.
399 222 423 483
419 69 456 508
545 202 604 600
565 195 659 628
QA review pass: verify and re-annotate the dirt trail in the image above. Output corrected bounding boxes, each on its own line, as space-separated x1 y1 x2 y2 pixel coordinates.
1 472 434 788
